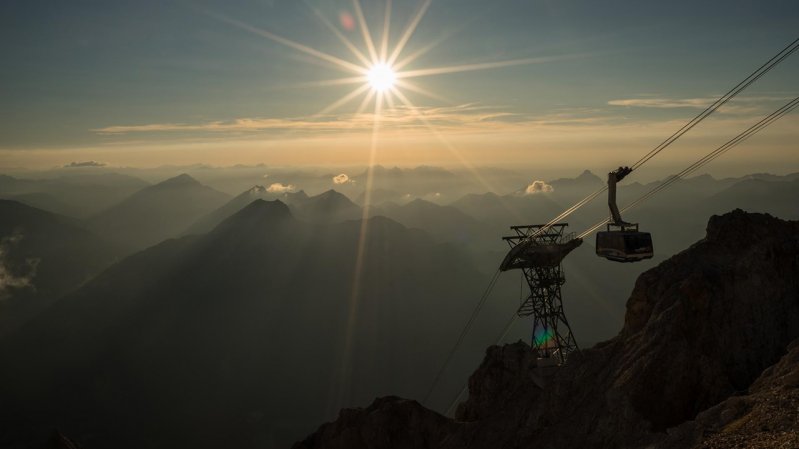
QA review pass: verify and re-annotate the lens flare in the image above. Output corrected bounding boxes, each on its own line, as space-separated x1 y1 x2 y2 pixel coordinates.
367 63 396 92
533 325 555 347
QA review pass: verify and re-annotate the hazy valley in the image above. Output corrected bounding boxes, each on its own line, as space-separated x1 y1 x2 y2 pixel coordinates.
1 165 797 448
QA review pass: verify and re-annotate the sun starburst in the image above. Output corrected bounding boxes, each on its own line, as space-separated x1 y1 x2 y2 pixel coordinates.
367 63 396 92
204 0 565 125
203 0 568 410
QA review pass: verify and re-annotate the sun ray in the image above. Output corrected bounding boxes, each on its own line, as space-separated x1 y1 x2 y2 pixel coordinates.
317 83 371 116
288 76 367 88
395 79 450 104
337 90 384 410
204 10 367 75
387 0 433 66
352 0 380 63
380 0 392 62
397 54 582 78
392 16 480 71
392 35 446 72
356 89 377 116
307 2 372 67
384 89 396 110
390 87 523 220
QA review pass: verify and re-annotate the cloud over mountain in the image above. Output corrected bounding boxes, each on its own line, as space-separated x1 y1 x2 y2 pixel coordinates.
267 182 297 193
524 180 554 194
333 174 352 185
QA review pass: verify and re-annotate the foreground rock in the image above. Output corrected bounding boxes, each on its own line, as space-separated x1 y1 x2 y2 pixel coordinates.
295 210 799 449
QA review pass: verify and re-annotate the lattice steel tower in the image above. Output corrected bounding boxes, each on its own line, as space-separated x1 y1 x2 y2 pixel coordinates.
500 223 582 364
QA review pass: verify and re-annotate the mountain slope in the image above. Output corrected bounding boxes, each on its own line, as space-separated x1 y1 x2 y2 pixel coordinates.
706 178 799 219
0 199 492 449
0 172 150 218
294 210 799 449
185 185 309 235
375 199 493 248
88 173 230 251
291 189 362 223
0 200 119 336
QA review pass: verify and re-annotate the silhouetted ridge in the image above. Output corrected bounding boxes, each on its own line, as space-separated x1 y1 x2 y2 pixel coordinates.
312 189 352 204
292 189 361 223
88 173 229 251
156 173 201 187
212 199 292 233
549 169 604 188
0 199 75 227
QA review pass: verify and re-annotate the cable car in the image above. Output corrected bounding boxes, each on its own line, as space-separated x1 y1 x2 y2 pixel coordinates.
595 166 654 262
596 223 653 262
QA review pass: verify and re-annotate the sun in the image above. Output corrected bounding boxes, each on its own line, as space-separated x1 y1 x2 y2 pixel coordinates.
210 1 547 119
367 63 396 92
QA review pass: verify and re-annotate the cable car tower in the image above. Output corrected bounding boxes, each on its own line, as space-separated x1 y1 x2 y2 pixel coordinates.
500 224 583 364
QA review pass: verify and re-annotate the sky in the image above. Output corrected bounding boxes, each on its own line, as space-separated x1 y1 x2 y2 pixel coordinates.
1 0 798 176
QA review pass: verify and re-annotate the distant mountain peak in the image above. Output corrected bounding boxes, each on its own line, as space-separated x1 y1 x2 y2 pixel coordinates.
248 185 267 195
318 188 339 197
312 189 353 204
213 199 292 233
406 198 435 208
240 198 290 217
549 170 604 187
156 173 200 188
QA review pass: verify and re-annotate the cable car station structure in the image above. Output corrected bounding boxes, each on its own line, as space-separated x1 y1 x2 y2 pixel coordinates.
500 224 582 364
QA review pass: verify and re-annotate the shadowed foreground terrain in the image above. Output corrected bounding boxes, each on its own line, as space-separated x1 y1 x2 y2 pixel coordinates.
295 210 799 449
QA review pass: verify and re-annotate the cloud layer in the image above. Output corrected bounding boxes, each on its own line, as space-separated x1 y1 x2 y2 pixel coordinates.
91 104 517 135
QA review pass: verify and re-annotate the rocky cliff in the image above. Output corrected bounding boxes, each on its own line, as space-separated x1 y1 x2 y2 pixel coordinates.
294 210 799 449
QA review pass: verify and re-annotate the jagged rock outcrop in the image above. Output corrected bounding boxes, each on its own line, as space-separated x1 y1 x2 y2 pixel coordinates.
294 210 799 449
657 340 799 448
454 342 545 422
293 397 457 449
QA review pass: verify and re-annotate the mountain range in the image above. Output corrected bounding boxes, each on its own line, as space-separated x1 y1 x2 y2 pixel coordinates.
0 172 149 218
0 199 496 449
88 174 230 252
0 167 797 448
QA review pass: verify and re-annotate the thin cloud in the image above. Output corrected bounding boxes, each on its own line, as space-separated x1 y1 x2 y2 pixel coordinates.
64 160 106 168
609 98 713 109
90 104 520 135
608 95 794 114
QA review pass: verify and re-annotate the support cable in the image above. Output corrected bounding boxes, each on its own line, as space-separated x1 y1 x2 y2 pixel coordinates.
578 95 799 239
532 37 799 238
422 268 502 404
444 312 520 417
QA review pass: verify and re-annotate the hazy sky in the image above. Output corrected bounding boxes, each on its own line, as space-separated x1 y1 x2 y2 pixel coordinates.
1 0 797 175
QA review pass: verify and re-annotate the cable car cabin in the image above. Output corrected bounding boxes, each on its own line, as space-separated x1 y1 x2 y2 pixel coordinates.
596 223 653 262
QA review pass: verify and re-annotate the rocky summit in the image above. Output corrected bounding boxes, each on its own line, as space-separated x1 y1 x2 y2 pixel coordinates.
294 210 799 449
